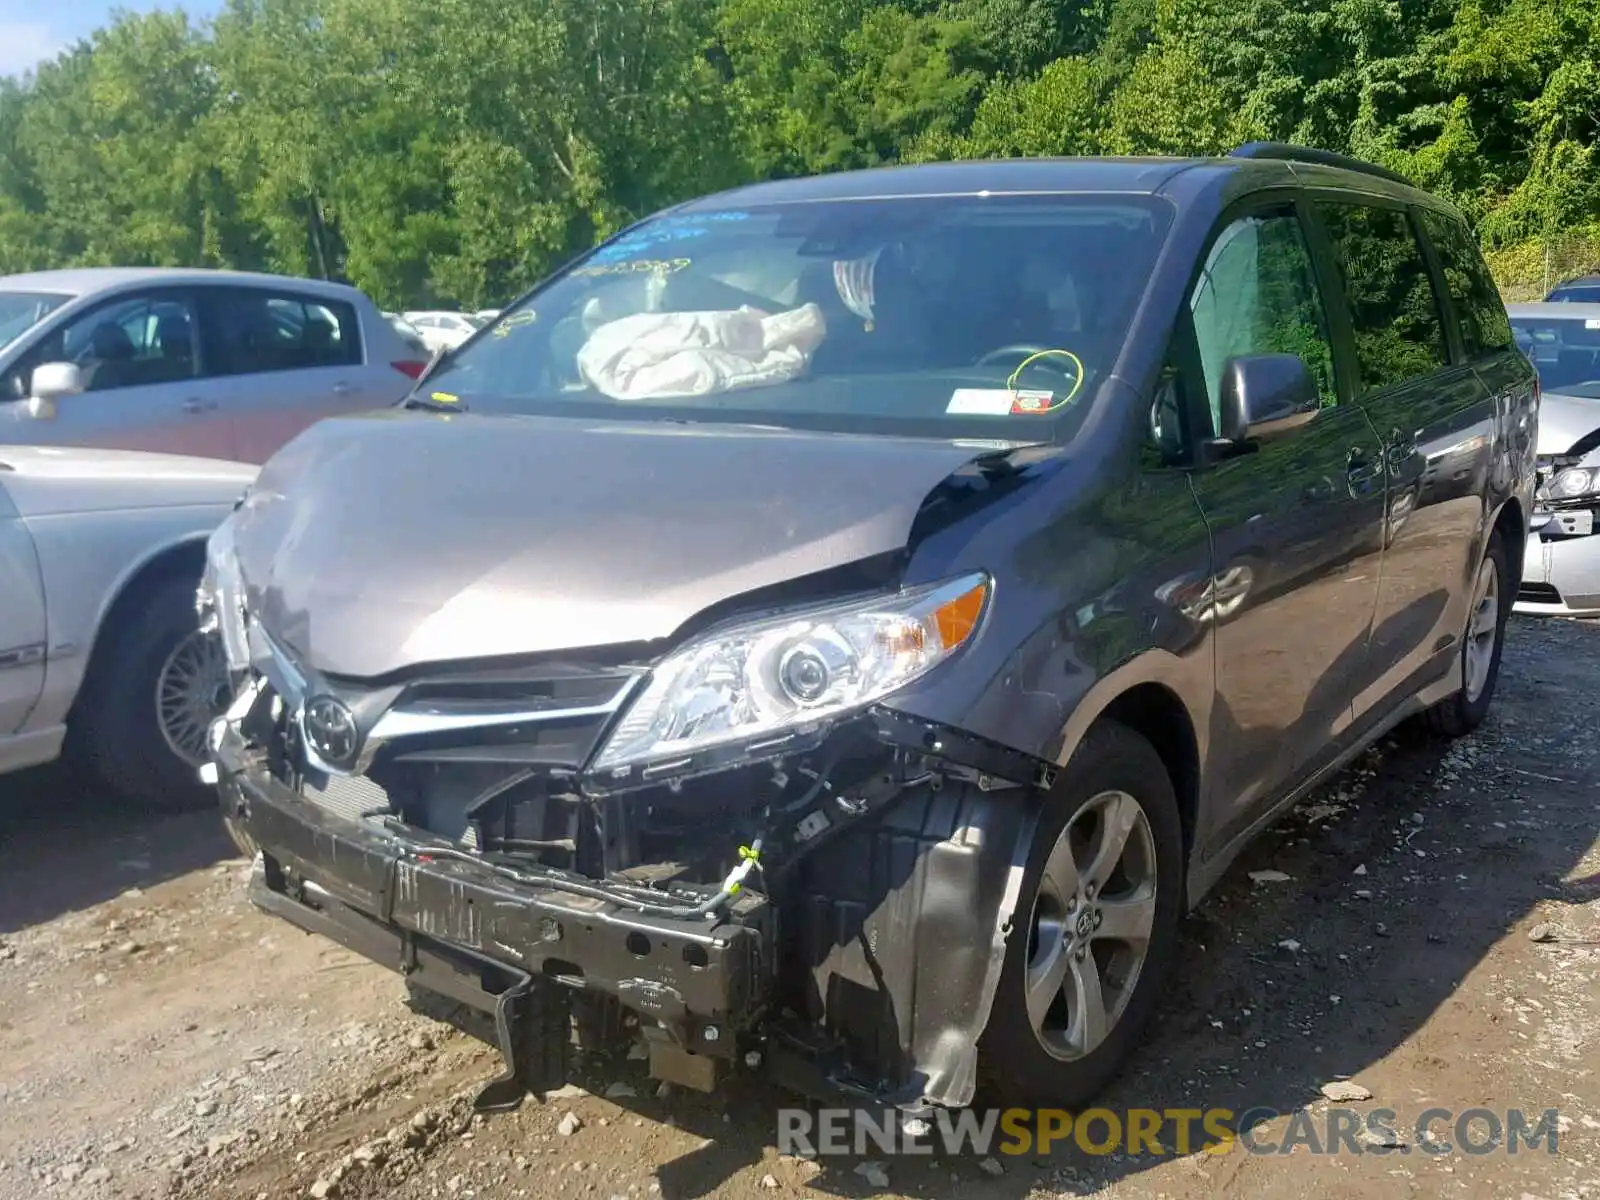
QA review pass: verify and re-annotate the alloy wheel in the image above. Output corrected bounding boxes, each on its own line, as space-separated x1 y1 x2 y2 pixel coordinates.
1463 555 1500 703
1024 789 1159 1061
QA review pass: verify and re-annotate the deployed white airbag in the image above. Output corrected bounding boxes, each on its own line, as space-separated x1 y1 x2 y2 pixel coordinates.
577 303 827 400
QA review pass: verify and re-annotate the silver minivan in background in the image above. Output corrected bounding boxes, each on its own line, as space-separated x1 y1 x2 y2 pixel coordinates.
0 268 428 464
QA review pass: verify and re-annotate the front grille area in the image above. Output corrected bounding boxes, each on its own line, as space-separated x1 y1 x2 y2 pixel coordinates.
1518 581 1563 605
256 650 650 871
373 661 643 766
301 771 393 823
249 642 789 895
394 665 637 721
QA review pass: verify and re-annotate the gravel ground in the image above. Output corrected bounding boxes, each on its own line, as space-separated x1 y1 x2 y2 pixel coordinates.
1 614 1597 1200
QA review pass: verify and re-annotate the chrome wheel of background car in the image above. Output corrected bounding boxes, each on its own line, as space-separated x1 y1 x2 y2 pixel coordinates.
156 630 232 767
1464 555 1501 703
1025 788 1158 1062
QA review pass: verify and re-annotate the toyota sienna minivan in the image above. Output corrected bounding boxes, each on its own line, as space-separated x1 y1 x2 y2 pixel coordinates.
201 143 1536 1116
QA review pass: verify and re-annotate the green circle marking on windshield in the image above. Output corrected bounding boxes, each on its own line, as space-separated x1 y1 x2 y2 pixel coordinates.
1006 348 1086 412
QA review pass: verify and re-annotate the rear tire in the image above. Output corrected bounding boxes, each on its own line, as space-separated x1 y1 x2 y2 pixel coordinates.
71 571 229 812
1422 529 1509 739
978 720 1184 1108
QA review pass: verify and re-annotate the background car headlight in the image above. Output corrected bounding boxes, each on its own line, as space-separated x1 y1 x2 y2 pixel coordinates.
1548 466 1600 500
591 572 991 774
197 516 250 672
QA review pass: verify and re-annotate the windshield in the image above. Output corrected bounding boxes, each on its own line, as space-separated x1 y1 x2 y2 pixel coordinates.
1547 285 1600 303
0 291 71 350
1512 313 1600 395
423 195 1172 440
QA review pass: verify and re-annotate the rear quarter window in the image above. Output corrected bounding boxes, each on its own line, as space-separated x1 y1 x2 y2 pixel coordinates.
1547 285 1600 303
1314 200 1450 393
1417 209 1515 358
204 288 363 376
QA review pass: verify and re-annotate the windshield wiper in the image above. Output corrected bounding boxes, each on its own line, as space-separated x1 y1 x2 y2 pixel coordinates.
400 395 467 419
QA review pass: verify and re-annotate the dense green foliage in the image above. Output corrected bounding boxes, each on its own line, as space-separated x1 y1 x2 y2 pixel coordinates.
2 0 1597 307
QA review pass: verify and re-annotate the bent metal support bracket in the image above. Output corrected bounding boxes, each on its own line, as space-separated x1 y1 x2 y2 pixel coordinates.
471 967 575 1112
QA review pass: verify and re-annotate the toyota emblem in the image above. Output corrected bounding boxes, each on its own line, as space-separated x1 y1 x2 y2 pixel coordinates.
303 695 358 766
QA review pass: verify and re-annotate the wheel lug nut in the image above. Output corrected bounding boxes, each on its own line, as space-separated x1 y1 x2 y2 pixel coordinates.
1075 947 1087 961
1065 897 1076 912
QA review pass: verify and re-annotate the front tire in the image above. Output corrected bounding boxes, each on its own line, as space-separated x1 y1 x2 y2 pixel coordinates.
72 572 231 812
979 720 1184 1107
1422 529 1509 739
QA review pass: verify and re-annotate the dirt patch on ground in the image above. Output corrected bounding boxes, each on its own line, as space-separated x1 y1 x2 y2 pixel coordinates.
1 616 1597 1200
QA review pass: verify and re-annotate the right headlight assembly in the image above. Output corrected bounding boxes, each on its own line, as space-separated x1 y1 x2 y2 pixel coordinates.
196 514 250 672
591 572 992 776
1545 465 1600 501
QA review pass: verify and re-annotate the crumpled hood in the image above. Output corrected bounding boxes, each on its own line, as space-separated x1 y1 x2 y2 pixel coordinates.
233 409 1008 679
1538 390 1600 457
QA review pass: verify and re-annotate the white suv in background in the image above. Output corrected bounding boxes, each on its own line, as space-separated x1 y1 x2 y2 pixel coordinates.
0 268 428 464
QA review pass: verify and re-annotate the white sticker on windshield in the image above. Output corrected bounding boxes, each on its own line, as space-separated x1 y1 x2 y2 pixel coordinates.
947 389 1019 415
1586 318 1600 330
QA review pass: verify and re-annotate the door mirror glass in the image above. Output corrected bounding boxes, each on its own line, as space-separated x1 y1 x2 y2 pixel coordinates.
1217 353 1319 442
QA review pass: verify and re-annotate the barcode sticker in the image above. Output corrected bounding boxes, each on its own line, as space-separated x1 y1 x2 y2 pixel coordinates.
947 388 1017 415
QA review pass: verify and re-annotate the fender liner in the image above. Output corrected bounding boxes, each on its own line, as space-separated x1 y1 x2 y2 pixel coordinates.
783 651 1207 1111
780 769 1035 1112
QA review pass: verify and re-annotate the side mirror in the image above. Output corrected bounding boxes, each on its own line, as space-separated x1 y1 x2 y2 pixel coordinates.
1216 353 1320 443
30 361 85 407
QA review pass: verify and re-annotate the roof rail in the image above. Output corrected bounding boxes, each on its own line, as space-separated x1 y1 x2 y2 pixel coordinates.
1228 142 1414 188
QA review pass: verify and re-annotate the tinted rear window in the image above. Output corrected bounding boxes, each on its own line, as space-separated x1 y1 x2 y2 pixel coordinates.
1315 202 1449 392
1547 285 1600 303
1417 209 1514 357
204 288 362 375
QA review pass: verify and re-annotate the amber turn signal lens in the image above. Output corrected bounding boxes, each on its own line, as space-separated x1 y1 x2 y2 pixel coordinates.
934 581 988 649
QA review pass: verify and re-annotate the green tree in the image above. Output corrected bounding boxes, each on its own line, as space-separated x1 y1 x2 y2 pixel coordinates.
2 0 1599 303
2 11 243 271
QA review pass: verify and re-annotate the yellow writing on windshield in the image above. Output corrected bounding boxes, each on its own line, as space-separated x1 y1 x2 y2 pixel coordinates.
491 311 537 338
572 258 692 279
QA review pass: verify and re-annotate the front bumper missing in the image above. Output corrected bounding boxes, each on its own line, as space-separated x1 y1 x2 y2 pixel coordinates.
1517 511 1600 617
214 724 772 1108
212 688 1045 1115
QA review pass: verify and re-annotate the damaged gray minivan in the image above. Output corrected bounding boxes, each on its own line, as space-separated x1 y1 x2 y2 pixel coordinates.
203 144 1537 1116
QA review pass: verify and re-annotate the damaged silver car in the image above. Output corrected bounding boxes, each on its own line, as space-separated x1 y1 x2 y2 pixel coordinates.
203 146 1536 1116
1510 303 1600 617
